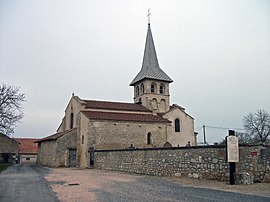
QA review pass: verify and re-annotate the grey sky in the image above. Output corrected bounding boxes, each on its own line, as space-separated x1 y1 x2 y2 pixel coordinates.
1 0 269 143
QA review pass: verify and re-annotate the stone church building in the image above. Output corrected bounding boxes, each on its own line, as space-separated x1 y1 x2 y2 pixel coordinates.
36 22 196 168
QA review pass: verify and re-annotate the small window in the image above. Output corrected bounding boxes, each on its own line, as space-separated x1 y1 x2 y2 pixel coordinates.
151 83 156 93
82 135 84 144
26 157 30 161
70 113 74 129
160 84 164 94
175 118 180 132
147 132 152 145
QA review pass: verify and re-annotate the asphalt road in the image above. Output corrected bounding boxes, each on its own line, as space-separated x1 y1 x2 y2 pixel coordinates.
0 164 58 202
94 176 270 202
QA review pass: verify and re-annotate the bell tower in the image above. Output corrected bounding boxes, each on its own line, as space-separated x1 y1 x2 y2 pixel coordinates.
130 21 173 113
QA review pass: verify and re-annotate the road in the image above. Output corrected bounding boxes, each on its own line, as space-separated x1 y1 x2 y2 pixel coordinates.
93 175 270 202
0 164 58 202
1 165 270 202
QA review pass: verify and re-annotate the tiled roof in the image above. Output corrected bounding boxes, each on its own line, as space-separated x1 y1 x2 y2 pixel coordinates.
14 138 39 154
82 100 151 112
82 111 171 123
169 104 194 119
170 104 185 111
130 24 173 86
35 128 77 143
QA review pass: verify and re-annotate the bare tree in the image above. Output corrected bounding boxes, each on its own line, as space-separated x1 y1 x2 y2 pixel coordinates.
0 84 26 136
235 131 250 144
218 131 249 145
243 109 270 144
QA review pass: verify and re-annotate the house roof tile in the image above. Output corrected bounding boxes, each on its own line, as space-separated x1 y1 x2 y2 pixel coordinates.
35 128 77 143
14 138 39 154
82 100 151 112
82 111 171 123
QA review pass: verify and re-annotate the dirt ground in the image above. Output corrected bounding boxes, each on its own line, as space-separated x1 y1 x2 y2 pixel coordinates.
44 168 270 202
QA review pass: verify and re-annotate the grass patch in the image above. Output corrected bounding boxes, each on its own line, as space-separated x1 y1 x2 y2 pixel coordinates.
0 163 11 173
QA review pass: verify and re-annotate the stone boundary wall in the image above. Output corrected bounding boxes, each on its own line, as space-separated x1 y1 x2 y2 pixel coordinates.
94 145 270 182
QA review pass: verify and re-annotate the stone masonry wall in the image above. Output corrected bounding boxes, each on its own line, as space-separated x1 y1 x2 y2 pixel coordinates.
0 134 19 154
88 120 168 150
36 141 57 167
37 129 77 167
56 129 77 167
0 134 19 163
94 145 270 182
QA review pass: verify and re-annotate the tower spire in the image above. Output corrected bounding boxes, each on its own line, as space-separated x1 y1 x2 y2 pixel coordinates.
130 15 173 86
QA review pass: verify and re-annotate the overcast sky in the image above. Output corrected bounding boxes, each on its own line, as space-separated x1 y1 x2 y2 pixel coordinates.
1 0 269 143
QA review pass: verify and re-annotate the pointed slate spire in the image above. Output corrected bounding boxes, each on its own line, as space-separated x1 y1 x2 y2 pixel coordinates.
130 23 173 86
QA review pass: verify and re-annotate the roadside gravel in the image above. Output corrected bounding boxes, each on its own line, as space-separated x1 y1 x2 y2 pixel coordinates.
167 175 270 198
44 168 270 202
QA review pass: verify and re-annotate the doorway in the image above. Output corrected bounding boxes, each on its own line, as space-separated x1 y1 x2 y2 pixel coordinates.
89 147 94 168
68 149 76 167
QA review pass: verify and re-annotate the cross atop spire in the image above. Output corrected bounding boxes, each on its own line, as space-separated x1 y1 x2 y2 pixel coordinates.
147 8 151 25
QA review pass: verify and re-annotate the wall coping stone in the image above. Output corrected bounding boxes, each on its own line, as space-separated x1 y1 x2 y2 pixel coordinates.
94 144 268 153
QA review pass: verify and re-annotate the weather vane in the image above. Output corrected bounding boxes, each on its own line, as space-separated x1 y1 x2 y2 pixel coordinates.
147 8 151 25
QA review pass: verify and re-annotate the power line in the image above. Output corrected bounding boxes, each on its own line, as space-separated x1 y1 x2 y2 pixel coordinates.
204 125 245 131
195 125 245 145
195 125 244 132
195 126 203 131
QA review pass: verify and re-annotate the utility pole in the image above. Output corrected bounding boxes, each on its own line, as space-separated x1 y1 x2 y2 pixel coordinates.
203 125 206 144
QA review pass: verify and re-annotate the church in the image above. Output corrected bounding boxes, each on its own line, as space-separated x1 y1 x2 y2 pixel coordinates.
36 22 196 168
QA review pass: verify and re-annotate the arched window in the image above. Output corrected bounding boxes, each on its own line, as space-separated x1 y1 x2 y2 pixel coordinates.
151 83 156 93
151 99 158 110
160 99 166 112
70 113 74 129
136 86 140 96
140 83 144 94
160 84 165 94
175 118 180 132
147 132 152 145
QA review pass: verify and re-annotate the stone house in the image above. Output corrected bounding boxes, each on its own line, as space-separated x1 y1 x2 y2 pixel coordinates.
36 128 77 167
15 138 39 164
37 22 196 168
0 133 19 163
